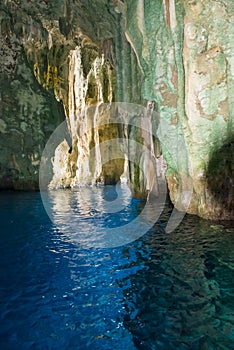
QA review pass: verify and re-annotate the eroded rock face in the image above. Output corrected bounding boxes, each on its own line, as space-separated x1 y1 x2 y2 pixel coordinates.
1 0 146 193
182 0 234 219
1 0 233 219
123 0 234 219
47 46 123 189
0 49 64 189
0 0 118 189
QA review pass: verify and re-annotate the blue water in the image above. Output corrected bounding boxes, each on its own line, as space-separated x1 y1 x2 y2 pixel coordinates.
0 188 233 349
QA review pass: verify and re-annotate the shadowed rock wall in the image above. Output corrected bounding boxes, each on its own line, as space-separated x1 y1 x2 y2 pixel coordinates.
1 0 233 220
122 0 234 219
0 0 119 189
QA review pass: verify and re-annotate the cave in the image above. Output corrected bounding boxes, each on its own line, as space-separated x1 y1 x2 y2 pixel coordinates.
0 1 234 349
1 0 233 220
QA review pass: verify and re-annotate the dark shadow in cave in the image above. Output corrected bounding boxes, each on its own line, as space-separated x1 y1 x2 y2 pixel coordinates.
206 135 234 218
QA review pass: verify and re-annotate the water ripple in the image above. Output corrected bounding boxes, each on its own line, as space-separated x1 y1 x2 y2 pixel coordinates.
0 190 233 349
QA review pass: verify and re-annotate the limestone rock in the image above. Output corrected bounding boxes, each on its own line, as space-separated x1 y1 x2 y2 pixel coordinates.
1 0 233 220
123 0 234 219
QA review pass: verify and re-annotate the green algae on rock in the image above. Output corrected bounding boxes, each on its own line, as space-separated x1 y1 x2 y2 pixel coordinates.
1 0 233 220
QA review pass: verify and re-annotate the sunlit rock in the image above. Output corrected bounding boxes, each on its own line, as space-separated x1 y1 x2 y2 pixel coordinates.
1 0 233 219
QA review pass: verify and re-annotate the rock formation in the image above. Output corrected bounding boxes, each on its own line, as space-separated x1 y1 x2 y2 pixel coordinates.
0 0 233 220
122 0 233 219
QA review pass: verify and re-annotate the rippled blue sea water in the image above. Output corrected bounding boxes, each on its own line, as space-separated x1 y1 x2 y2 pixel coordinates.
0 188 233 350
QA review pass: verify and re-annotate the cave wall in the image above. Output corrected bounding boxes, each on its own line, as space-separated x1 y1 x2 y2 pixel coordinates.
49 46 124 189
0 1 66 189
1 0 233 220
0 0 119 189
0 7 65 189
1 0 146 191
122 0 234 219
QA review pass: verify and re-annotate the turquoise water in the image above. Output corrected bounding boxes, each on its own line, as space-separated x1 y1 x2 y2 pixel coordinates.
0 188 233 349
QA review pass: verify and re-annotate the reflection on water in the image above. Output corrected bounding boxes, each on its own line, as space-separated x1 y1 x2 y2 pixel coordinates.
41 184 167 248
122 217 234 349
0 189 233 350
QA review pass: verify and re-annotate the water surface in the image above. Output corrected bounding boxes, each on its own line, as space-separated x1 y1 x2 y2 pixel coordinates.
0 188 233 349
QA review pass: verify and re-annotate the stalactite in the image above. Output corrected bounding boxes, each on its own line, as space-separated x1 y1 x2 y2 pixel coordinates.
50 44 119 188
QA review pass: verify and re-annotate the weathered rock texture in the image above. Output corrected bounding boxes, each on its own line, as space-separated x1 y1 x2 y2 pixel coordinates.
1 0 233 220
0 0 119 189
0 46 64 189
122 0 234 219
